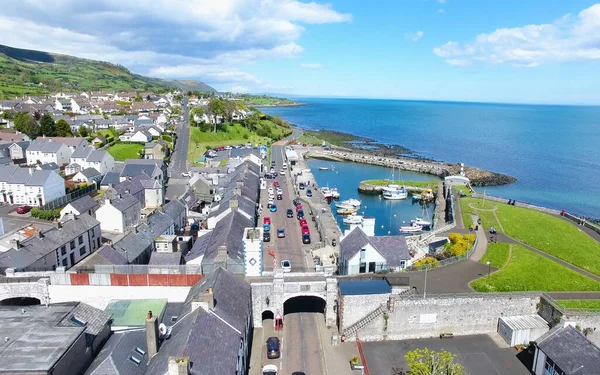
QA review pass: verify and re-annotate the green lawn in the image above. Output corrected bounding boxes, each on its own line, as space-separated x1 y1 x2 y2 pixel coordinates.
480 242 511 269
362 179 439 188
297 133 323 145
105 299 167 326
107 143 144 161
471 245 600 292
557 300 600 311
460 199 500 229
453 185 472 197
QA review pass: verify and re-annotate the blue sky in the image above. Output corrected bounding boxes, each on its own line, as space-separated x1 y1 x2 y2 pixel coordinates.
1 0 599 104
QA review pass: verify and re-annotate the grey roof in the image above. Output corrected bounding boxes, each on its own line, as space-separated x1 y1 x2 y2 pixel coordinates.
27 170 59 186
47 137 86 148
84 330 148 375
37 162 59 170
100 171 121 186
71 145 94 159
180 188 200 208
94 119 115 126
0 247 38 271
140 178 161 189
536 325 600 375
87 150 108 162
340 228 411 266
95 245 129 265
27 138 64 153
185 231 212 261
163 199 186 222
149 252 183 265
109 193 140 212
0 166 61 186
147 211 174 237
66 162 81 170
114 172 151 197
7 167 36 184
121 164 160 179
66 195 99 214
78 167 101 179
112 224 154 263
0 303 107 373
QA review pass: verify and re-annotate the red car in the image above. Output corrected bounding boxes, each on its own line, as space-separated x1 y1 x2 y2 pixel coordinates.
16 206 31 214
273 181 279 187
296 205 303 212
263 217 271 225
299 218 307 227
301 226 310 235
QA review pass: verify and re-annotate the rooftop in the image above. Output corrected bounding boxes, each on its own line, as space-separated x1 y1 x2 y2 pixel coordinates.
536 325 600 375
104 299 168 327
339 279 392 296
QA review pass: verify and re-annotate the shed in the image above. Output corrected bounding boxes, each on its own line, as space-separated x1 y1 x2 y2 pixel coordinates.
498 315 549 347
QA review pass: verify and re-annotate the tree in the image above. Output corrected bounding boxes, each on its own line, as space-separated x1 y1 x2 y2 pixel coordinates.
134 94 143 102
207 99 226 132
39 113 56 137
56 119 73 137
78 125 89 138
224 100 239 123
14 112 39 138
405 348 465 375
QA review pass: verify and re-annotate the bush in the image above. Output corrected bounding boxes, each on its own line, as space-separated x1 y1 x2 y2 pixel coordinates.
30 208 61 221
413 256 439 269
445 233 477 256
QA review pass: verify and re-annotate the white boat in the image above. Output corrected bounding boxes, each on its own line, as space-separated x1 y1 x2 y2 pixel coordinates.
382 184 408 200
319 167 329 171
338 198 361 207
343 214 363 225
399 223 423 233
337 206 358 215
330 188 340 199
321 187 334 199
411 217 431 228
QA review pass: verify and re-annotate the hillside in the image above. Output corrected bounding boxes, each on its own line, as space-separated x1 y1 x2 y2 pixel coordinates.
0 44 216 98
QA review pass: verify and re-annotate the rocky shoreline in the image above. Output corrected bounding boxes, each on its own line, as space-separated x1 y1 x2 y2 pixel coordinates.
305 149 516 187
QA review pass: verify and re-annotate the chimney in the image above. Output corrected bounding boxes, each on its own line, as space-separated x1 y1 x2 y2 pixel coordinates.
118 194 122 199
13 240 20 250
229 199 238 210
28 168 34 175
37 231 44 239
191 288 214 311
54 221 62 229
168 357 190 375
146 311 159 359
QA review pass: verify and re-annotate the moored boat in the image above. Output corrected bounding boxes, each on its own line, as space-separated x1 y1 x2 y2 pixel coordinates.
319 167 329 171
337 198 361 207
399 223 423 233
411 217 431 228
343 214 363 225
382 184 408 200
337 206 358 215
330 188 340 199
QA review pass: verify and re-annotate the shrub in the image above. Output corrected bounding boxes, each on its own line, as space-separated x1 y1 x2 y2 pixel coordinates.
445 233 476 256
413 256 439 269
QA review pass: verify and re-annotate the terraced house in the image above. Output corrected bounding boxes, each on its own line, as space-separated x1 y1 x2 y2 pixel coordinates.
0 165 65 206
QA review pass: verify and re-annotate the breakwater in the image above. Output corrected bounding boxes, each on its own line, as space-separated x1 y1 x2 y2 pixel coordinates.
305 149 516 186
357 181 439 195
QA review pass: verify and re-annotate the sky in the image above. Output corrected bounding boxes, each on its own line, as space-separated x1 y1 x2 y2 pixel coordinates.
0 0 600 104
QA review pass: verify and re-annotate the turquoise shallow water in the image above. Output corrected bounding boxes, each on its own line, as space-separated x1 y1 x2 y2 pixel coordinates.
307 159 440 236
263 98 600 218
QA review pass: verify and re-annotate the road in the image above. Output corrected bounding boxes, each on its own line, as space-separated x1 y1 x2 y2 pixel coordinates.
170 96 190 175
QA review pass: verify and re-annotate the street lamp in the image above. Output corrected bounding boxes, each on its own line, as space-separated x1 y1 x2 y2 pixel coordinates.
486 261 491 279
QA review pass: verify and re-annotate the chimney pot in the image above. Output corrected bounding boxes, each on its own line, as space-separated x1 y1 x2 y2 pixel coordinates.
145 312 159 359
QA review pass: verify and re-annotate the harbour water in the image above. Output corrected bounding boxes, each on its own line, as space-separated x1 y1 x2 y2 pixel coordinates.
263 98 600 217
306 159 441 236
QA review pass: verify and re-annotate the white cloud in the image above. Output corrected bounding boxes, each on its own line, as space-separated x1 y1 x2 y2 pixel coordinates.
0 0 350 87
263 83 295 90
406 31 424 42
438 8 445 14
301 63 324 69
433 3 600 67
230 85 250 93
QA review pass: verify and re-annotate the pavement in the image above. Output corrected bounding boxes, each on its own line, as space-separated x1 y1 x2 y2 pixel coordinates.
362 334 530 375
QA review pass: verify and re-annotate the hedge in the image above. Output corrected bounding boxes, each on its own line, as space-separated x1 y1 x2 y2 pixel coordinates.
30 208 62 221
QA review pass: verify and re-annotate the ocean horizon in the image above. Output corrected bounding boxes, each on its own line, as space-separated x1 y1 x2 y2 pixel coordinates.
262 97 600 218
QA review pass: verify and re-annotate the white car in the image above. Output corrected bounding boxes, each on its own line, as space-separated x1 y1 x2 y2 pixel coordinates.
262 364 278 375
181 172 191 177
268 187 274 195
280 169 285 175
282 163 287 169
281 260 291 273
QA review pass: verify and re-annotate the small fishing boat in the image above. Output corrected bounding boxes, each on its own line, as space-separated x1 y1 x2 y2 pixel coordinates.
343 214 363 225
319 167 329 171
382 184 408 200
321 186 334 199
411 217 431 228
399 223 423 233
330 188 340 199
337 207 358 215
338 198 361 207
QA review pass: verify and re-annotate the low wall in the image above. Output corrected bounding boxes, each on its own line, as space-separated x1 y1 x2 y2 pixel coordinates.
562 212 600 235
50 272 204 287
346 293 540 342
539 294 600 347
471 192 560 216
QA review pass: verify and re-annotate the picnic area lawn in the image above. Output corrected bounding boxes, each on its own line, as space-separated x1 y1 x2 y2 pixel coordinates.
461 197 600 276
470 245 600 292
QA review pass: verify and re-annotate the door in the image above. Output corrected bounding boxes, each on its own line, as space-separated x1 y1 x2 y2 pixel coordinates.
69 253 75 268
368 262 376 273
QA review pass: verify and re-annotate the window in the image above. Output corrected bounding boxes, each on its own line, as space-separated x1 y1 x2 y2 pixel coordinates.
97 238 101 248
400 261 406 269
61 246 66 256
129 356 141 366
61 258 67 267
135 347 146 356
70 240 75 249
78 235 83 245
360 248 366 260
79 247 86 256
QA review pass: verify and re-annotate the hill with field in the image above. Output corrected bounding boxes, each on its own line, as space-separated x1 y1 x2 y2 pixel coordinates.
0 44 216 98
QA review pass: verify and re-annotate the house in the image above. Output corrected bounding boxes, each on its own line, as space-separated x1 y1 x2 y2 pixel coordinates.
120 159 167 182
0 130 30 143
36 162 60 173
90 134 107 147
133 117 154 127
533 324 600 375
339 225 413 275
94 118 115 129
163 199 187 233
119 128 152 143
104 172 163 208
140 178 164 208
142 125 163 137
60 195 99 220
54 98 72 111
0 214 101 272
190 173 216 203
26 139 72 166
46 137 87 152
0 303 110 375
153 97 170 107
8 141 30 160
69 145 115 175
131 101 157 113
0 166 65 206
65 162 82 175
143 141 168 160
95 193 142 233
73 167 102 183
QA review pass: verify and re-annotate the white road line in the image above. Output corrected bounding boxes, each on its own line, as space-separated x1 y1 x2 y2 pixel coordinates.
315 315 328 375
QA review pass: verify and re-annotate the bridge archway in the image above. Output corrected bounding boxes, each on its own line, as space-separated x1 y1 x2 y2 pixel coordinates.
283 294 326 315
0 297 41 306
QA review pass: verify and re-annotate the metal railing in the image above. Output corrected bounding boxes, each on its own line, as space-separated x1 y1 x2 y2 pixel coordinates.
407 237 478 272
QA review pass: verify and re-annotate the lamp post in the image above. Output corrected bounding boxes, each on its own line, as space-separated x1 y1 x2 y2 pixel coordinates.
486 261 491 279
424 264 428 299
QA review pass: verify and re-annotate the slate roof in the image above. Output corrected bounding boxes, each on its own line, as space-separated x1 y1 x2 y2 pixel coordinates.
37 162 59 170
163 199 186 222
71 145 94 159
95 245 129 265
0 132 29 142
47 137 86 148
147 211 174 237
112 224 154 263
78 167 101 179
536 325 600 375
0 166 61 186
66 195 99 214
57 302 111 336
110 193 140 212
193 211 252 265
340 227 411 267
84 330 148 375
27 138 64 153
100 171 121 186
121 164 160 179
149 252 183 265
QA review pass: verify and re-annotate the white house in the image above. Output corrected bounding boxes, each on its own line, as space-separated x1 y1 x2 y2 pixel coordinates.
154 97 171 107
0 166 65 206
59 195 99 220
69 145 115 175
143 125 163 137
8 141 29 160
65 163 82 175
95 193 142 233
26 139 72 166
339 224 413 275
73 168 102 183
119 129 152 143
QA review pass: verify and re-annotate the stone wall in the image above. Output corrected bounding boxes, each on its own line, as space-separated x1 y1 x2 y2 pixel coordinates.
344 293 540 342
539 294 600 346
471 192 560 215
0 278 49 304
340 293 390 330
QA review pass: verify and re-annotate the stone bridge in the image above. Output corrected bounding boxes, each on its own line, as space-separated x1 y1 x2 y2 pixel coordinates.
250 270 337 327
0 277 50 305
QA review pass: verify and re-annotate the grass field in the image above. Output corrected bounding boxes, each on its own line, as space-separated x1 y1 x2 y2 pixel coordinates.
461 197 600 276
362 179 440 188
479 242 511 269
107 143 144 161
297 134 323 145
471 245 600 292
557 300 600 311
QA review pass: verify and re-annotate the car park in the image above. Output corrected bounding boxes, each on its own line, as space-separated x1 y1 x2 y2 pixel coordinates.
281 260 291 272
266 337 281 359
270 204 277 212
16 206 31 214
302 234 311 244
277 228 285 238
287 208 294 218
306 189 312 197
263 231 271 242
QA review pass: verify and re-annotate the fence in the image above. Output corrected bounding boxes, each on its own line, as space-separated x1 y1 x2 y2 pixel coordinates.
89 264 202 274
407 236 478 272
40 184 97 211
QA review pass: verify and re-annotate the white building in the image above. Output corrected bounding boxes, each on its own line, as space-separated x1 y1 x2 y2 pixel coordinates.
60 195 99 220
26 139 72 166
243 228 263 276
69 145 115 175
119 129 152 143
95 193 142 233
0 166 65 206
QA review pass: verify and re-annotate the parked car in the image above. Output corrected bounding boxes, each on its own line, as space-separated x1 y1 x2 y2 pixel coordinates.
281 260 291 272
263 231 271 242
299 217 307 226
277 194 283 200
16 206 31 214
296 204 303 212
282 163 288 169
292 198 300 206
301 226 310 235
273 181 280 187
299 182 305 190
266 337 281 359
287 208 294 218
280 169 285 175
264 217 271 224
306 189 312 197
263 223 271 232
268 187 274 195
277 228 285 238
302 234 311 244
297 209 304 219
263 365 278 375
270 204 277 212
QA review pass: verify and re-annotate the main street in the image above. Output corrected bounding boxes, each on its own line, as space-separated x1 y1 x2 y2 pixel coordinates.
170 95 190 175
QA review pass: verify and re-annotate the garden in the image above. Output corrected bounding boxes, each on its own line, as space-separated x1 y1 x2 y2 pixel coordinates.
107 143 144 161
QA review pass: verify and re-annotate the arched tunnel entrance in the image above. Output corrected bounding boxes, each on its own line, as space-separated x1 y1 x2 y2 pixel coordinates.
283 295 326 315
0 297 41 306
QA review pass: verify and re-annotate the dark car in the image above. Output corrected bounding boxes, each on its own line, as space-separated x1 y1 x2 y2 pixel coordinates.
299 182 305 190
263 231 271 242
16 206 31 214
292 373 306 375
266 337 281 359
306 189 312 197
292 198 300 206
277 194 283 200
302 234 311 244
287 208 294 218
